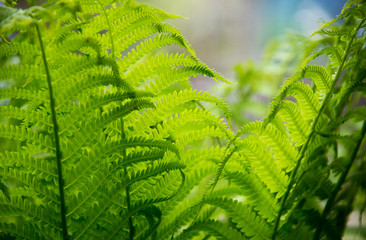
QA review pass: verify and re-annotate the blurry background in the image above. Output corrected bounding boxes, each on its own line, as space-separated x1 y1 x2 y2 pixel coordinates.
138 0 347 90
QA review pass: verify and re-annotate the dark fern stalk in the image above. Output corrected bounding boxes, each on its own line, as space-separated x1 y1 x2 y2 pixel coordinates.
102 0 134 232
35 23 69 240
124 165 134 240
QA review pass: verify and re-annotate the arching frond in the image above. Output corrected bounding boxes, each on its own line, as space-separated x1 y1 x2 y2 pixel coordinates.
175 219 246 240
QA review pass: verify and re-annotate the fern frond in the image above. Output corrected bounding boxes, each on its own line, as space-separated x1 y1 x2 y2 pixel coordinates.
106 198 169 240
332 81 366 107
237 121 297 171
142 67 191 93
49 19 87 44
278 100 310 146
301 65 332 93
72 162 184 239
62 100 154 161
0 42 39 60
0 151 57 180
262 72 302 127
0 64 46 87
133 102 232 140
118 149 167 167
126 53 224 86
332 107 366 129
0 87 48 103
0 105 52 128
156 164 218 239
237 137 289 197
312 4 366 36
175 219 246 240
115 23 196 58
175 126 228 149
0 221 56 240
128 162 185 185
0 125 54 150
132 169 184 202
0 168 60 205
181 146 224 166
314 26 353 40
0 196 61 233
1 0 233 239
0 6 44 35
225 171 279 221
204 197 272 239
286 82 320 119
135 205 162 240
153 89 231 127
84 2 158 34
301 46 342 70
146 109 231 143
51 56 103 85
65 137 180 190
50 36 102 61
54 68 130 107
342 0 366 14
58 91 152 135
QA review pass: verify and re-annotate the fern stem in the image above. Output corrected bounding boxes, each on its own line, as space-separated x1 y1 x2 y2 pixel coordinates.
121 119 134 240
96 0 115 59
124 167 134 240
313 120 366 240
97 0 132 236
271 19 366 240
35 23 69 240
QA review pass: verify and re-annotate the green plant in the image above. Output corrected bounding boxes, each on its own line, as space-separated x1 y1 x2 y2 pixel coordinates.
212 33 318 128
202 1 366 240
0 0 231 239
1 0 366 240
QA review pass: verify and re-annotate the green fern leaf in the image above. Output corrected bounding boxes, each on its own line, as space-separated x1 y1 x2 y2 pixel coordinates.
175 219 246 240
204 197 272 239
237 137 289 197
225 171 279 222
301 65 332 93
237 121 297 171
278 100 310 146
